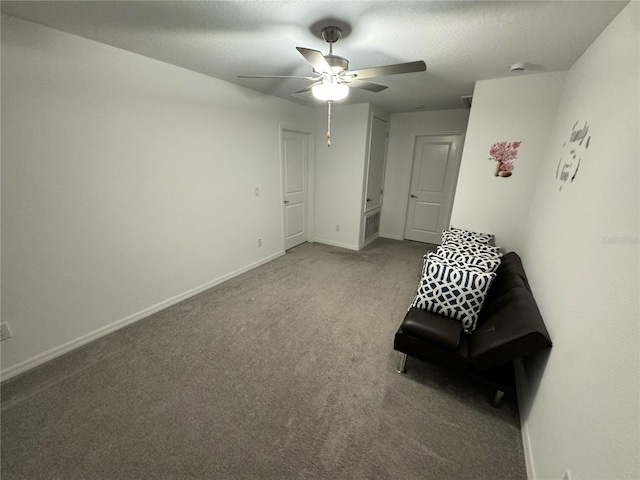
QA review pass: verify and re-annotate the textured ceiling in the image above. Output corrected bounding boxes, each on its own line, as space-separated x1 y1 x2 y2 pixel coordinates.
1 1 628 113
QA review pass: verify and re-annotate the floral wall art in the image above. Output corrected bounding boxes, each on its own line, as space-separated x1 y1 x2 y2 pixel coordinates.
488 140 522 177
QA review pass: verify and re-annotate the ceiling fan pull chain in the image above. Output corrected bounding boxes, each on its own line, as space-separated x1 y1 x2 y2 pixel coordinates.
327 100 332 147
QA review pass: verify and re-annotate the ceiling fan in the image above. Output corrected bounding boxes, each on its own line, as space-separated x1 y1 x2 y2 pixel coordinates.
239 26 427 145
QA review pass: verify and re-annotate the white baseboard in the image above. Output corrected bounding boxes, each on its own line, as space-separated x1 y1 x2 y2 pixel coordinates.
359 234 379 249
313 237 360 251
379 232 404 241
515 358 536 480
0 251 285 382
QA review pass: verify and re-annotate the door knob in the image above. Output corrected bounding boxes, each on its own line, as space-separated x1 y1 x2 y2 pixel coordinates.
410 194 418 198
283 200 290 204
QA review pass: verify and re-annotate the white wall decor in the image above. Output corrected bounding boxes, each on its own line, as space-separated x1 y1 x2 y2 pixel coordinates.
555 121 591 190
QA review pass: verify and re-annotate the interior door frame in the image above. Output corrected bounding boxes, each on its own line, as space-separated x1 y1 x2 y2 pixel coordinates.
403 130 466 242
279 124 315 252
362 113 390 214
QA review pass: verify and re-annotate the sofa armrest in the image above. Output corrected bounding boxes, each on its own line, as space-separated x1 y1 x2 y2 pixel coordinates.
401 307 462 350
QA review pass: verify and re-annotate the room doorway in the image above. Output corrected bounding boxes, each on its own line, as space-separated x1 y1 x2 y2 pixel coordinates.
404 134 463 244
281 129 310 250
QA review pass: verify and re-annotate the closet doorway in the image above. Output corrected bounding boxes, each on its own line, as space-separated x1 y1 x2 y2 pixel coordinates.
404 134 463 244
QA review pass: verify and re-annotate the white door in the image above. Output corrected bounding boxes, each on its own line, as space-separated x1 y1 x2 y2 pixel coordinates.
404 134 463 244
364 116 388 212
282 130 308 250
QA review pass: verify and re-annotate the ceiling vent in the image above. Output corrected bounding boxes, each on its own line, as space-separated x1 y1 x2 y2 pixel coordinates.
461 95 473 109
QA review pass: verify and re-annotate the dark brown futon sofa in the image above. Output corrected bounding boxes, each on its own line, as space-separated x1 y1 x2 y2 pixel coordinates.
394 251 552 406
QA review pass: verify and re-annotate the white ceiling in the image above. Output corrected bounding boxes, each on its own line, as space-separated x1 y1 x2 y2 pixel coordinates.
1 1 628 113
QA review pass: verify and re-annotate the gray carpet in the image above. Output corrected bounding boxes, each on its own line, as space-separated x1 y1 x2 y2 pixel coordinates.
1 239 526 479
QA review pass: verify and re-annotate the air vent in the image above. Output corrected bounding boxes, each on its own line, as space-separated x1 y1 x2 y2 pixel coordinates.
364 211 381 242
461 95 473 109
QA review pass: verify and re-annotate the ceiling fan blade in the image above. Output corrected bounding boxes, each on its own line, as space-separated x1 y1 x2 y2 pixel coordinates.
347 60 426 80
348 79 388 93
296 47 333 74
238 75 317 80
292 81 322 95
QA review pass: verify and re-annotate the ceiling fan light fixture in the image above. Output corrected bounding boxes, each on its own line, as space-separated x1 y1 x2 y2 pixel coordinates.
312 82 349 101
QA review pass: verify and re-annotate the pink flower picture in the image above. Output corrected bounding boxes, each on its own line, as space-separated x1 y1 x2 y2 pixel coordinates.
488 141 522 177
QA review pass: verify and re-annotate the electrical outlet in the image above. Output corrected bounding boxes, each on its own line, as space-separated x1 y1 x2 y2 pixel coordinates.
335 225 340 232
563 471 572 480
1 322 12 341
254 187 260 197
257 238 262 247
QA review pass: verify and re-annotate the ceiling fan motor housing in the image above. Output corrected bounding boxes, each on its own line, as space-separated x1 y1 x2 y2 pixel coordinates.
321 26 342 44
325 55 349 74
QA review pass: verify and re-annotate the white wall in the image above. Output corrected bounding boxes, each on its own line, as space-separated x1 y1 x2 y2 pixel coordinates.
313 103 370 250
380 109 470 240
0 15 315 378
450 73 565 251
519 3 639 479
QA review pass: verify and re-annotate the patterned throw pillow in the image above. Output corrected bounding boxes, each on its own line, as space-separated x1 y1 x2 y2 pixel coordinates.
447 227 495 245
440 238 503 259
442 230 489 246
424 253 488 274
433 248 501 273
411 259 496 333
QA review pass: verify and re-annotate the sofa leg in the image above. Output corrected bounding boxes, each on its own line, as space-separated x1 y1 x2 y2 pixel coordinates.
397 353 408 374
491 389 505 408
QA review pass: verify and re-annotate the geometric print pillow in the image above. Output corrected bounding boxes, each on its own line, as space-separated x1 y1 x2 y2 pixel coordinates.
433 248 501 273
442 230 493 247
438 247 502 265
411 259 496 333
446 227 495 245
439 239 502 259
424 252 487 274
